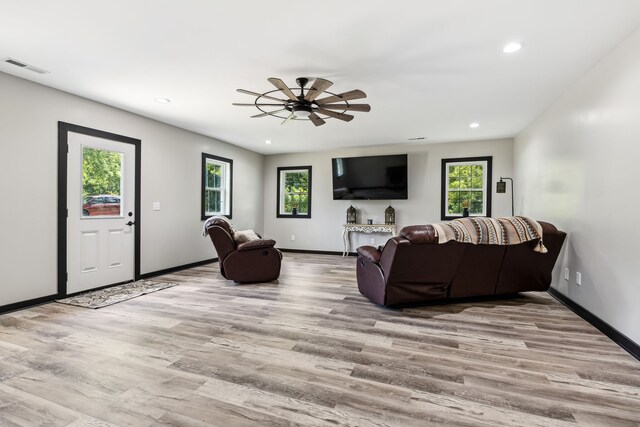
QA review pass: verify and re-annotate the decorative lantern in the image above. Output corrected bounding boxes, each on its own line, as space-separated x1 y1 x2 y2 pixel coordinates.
346 205 357 224
385 205 396 225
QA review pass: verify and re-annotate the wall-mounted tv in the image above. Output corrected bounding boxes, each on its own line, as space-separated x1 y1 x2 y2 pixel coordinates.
332 154 408 200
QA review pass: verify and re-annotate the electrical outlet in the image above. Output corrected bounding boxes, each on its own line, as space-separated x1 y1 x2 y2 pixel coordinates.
576 272 582 286
152 202 161 211
564 268 569 281
370 238 375 244
290 234 295 241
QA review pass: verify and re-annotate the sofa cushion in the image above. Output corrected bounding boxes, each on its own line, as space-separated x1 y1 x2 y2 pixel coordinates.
233 229 261 243
237 239 276 251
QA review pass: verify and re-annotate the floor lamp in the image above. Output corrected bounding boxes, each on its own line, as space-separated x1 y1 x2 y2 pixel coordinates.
497 177 514 216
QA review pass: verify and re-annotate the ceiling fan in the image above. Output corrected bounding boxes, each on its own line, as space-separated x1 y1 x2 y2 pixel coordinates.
233 77 370 126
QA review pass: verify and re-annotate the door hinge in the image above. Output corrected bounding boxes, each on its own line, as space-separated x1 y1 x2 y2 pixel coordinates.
66 144 69 153
66 272 68 282
66 208 68 218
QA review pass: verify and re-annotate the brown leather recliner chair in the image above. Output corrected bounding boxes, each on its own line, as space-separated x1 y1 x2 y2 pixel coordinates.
205 218 282 283
356 221 566 306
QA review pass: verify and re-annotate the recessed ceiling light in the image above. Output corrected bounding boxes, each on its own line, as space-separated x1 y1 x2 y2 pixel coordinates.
265 140 272 144
503 42 523 54
469 122 480 128
155 98 171 104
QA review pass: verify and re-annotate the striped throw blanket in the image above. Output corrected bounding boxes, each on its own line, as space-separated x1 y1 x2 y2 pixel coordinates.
432 216 548 253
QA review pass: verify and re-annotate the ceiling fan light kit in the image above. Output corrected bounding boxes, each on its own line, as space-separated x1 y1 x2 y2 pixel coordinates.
234 77 370 126
292 105 312 118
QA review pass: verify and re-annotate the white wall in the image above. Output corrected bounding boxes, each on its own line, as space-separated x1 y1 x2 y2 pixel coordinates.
0 72 264 306
263 139 513 252
515 28 640 344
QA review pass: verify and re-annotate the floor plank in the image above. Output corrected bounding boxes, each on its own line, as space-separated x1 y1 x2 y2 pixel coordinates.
0 252 638 426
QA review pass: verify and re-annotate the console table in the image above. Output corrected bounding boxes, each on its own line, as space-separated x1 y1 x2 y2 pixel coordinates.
342 224 397 257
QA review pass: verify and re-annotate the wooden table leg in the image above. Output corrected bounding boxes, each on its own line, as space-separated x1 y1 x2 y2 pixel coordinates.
342 228 349 258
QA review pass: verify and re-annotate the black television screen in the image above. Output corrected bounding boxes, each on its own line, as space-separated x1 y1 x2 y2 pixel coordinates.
332 154 408 200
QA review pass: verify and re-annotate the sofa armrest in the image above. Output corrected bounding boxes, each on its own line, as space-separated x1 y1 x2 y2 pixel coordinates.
400 225 438 243
538 221 560 235
357 246 381 263
237 239 276 251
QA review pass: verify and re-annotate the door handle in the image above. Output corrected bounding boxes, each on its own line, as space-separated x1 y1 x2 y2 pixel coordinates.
126 221 135 226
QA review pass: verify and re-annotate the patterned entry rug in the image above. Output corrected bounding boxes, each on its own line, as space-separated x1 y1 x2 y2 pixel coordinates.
56 280 178 309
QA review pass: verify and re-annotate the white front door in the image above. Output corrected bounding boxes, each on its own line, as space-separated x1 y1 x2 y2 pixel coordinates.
67 132 135 294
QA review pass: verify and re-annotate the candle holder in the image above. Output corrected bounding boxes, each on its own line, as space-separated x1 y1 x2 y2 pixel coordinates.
385 205 396 225
346 205 357 224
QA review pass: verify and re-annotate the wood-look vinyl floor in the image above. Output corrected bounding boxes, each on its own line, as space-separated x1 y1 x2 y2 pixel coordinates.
1 252 639 426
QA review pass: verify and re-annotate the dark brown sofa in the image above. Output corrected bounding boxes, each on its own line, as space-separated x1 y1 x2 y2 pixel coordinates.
356 221 566 306
205 218 282 283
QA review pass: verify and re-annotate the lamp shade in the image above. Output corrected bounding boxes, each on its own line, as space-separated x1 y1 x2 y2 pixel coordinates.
292 105 312 117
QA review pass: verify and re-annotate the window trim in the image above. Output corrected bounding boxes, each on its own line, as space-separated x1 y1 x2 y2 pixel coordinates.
441 156 492 220
201 153 233 220
276 165 312 219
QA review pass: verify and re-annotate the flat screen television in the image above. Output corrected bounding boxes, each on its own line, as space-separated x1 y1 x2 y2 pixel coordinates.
332 154 408 200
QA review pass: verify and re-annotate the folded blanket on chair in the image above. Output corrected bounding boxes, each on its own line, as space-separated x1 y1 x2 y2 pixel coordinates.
202 215 236 237
431 216 547 253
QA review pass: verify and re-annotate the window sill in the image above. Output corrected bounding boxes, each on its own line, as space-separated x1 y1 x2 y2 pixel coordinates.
277 214 311 219
441 214 485 221
202 214 232 221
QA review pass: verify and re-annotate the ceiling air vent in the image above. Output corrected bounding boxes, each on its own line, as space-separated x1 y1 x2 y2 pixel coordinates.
4 58 49 74
6 58 26 67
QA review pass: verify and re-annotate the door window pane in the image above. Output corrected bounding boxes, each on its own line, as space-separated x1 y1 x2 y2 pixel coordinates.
82 147 123 217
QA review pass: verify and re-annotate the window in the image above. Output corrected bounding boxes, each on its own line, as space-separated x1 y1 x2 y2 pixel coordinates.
277 166 312 218
201 153 233 220
82 146 123 217
441 156 492 220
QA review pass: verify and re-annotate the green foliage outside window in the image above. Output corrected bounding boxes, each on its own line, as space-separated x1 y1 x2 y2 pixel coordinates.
447 164 484 215
204 190 221 214
205 162 223 214
283 171 309 214
82 147 122 199
202 153 233 219
207 163 221 188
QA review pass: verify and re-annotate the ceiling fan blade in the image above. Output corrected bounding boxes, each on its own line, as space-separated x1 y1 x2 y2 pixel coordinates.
316 89 367 105
308 112 326 127
251 108 286 118
268 78 298 101
320 103 371 112
316 109 354 122
281 112 296 125
236 89 288 103
305 78 333 101
232 103 286 107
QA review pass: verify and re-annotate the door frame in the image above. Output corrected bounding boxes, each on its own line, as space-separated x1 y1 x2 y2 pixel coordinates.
57 122 141 297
